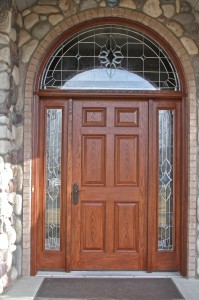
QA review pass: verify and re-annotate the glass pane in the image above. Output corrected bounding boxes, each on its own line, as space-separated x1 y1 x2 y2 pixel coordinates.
45 109 62 250
41 26 180 91
158 110 174 251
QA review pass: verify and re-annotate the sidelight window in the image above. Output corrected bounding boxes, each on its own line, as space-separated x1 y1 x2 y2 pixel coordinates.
158 110 174 251
45 109 62 250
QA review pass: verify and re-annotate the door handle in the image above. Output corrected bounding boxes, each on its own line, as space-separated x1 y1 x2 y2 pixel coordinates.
73 183 79 205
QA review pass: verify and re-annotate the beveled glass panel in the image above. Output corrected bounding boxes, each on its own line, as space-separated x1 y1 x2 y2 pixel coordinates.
158 110 174 251
45 109 62 250
41 25 180 91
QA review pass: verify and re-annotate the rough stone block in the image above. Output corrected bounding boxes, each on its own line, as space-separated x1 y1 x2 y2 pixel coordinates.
120 0 136 9
13 165 23 192
24 13 39 30
0 47 10 65
0 91 8 104
0 33 9 45
10 266 18 281
174 12 195 26
0 72 10 90
0 234 8 250
22 39 38 63
48 14 64 25
0 126 8 139
0 63 8 72
8 192 16 205
0 156 4 172
0 200 13 218
16 13 23 28
14 217 22 244
0 11 11 34
7 226 16 245
166 21 184 37
14 194 22 216
143 0 162 18
0 141 12 155
0 115 9 125
39 0 58 4
181 37 198 55
15 126 23 147
0 262 7 277
161 4 175 18
5 248 12 272
32 5 59 14
10 149 23 165
32 21 51 40
22 9 31 17
9 28 17 42
80 0 97 11
12 245 22 275
12 66 19 86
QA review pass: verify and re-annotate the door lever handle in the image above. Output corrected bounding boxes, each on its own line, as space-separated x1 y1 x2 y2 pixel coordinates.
73 183 79 205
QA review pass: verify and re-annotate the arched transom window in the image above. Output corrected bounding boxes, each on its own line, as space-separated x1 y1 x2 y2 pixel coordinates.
41 25 180 91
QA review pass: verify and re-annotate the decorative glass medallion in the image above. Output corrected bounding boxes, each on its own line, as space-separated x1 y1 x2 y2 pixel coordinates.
158 110 174 251
41 25 180 91
99 35 123 77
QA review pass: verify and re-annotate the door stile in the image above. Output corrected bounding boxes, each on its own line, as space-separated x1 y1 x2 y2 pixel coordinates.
147 99 155 272
66 99 73 271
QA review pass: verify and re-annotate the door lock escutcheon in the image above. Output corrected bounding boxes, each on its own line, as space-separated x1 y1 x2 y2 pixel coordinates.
73 183 79 205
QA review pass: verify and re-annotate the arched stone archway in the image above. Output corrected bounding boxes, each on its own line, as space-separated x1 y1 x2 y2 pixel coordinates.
23 8 197 277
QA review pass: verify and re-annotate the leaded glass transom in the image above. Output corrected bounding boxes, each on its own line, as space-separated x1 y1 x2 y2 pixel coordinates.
41 26 180 91
45 109 62 250
158 110 174 251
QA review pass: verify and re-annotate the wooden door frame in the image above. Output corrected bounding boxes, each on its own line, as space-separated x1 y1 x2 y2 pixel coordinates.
31 17 188 276
31 92 187 275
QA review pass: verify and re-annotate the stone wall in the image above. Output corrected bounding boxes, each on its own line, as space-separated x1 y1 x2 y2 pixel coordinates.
0 0 23 294
1 0 199 294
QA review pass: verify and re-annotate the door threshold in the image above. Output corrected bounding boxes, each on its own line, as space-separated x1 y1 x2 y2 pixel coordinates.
36 271 182 278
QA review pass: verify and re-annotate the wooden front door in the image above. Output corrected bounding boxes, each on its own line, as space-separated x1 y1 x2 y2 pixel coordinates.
71 100 148 270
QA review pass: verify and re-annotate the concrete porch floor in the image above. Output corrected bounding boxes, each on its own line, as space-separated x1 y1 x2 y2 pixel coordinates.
1 272 199 300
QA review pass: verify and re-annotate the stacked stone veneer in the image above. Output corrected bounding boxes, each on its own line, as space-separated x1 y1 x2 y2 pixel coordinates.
1 0 199 294
0 0 23 294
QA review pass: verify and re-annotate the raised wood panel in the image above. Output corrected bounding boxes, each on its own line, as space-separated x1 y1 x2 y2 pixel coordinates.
82 135 106 186
83 108 106 126
115 135 138 186
114 203 138 252
81 202 105 252
115 108 138 127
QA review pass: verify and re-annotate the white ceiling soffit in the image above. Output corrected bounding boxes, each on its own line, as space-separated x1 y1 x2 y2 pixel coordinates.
15 0 199 12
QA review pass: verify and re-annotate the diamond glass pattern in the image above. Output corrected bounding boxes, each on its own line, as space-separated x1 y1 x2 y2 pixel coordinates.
158 110 174 251
45 109 62 250
41 26 180 91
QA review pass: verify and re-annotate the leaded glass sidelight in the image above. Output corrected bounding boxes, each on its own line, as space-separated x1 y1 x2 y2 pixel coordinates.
45 109 62 250
158 110 174 251
41 26 180 91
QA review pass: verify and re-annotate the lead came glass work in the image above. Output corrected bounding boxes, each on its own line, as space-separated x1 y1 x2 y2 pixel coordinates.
158 110 174 251
41 26 180 91
45 109 62 250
